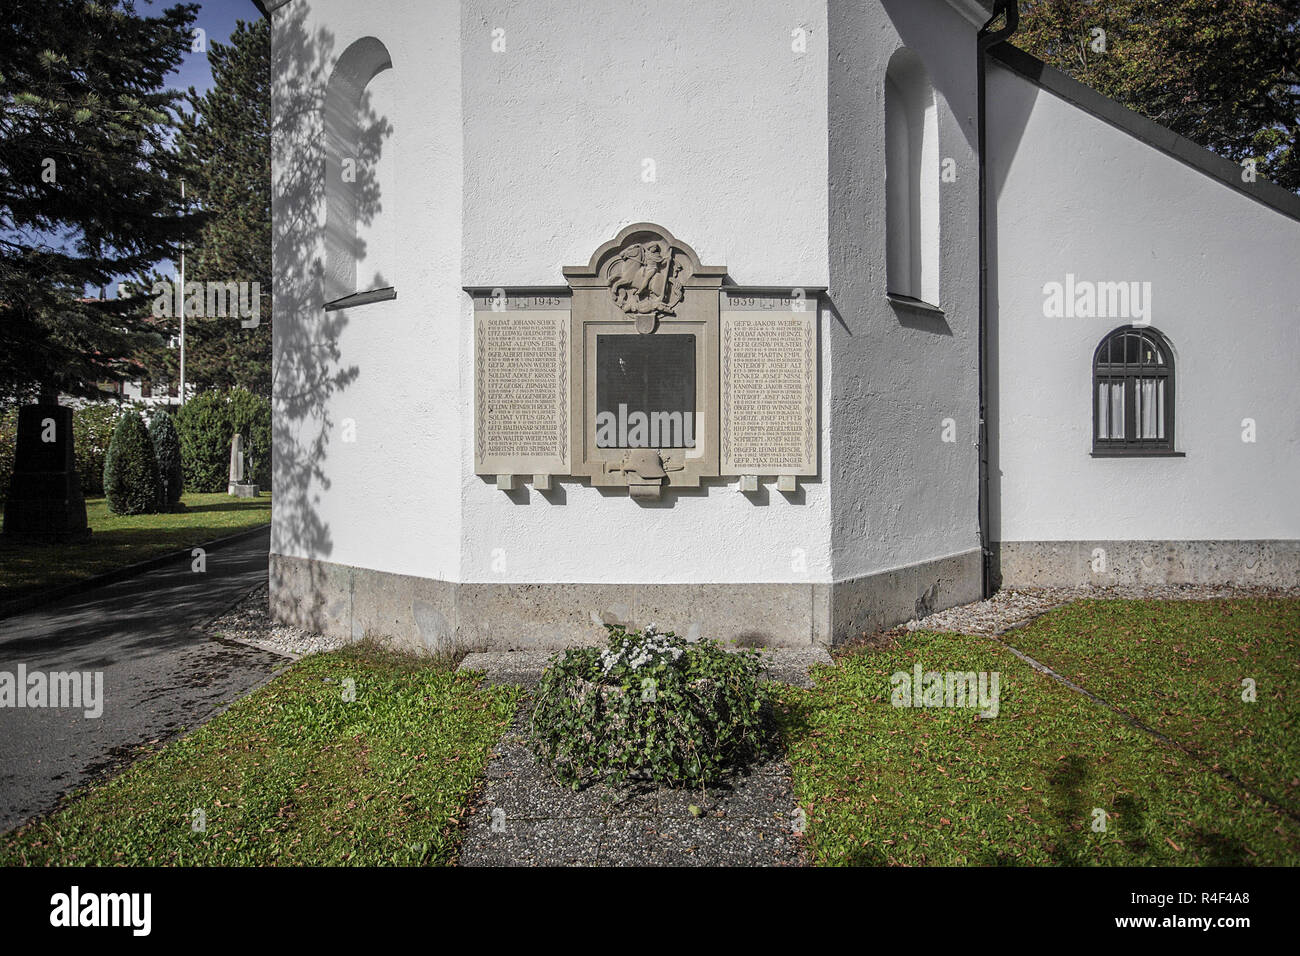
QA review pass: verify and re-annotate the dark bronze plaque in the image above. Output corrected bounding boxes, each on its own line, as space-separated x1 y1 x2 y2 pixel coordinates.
595 334 696 448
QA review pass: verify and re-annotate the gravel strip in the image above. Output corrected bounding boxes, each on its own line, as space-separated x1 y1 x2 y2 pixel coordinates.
905 583 1300 636
457 703 806 867
201 591 818 865
200 584 353 658
457 648 827 867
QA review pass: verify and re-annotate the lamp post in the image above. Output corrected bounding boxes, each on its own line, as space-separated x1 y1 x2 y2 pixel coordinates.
178 178 186 408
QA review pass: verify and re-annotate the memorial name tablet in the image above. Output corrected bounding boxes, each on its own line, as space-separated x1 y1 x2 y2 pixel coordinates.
474 300 570 475
720 298 817 476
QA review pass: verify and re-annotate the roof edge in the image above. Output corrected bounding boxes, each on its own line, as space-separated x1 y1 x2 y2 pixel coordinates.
990 43 1300 225
252 0 292 17
946 0 997 28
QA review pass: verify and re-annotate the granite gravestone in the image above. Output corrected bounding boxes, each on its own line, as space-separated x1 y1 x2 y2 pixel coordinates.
228 432 258 497
1 404 89 539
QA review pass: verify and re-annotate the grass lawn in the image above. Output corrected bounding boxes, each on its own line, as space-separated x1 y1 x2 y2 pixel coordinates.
0 491 271 603
996 598 1300 814
777 599 1300 866
0 644 519 866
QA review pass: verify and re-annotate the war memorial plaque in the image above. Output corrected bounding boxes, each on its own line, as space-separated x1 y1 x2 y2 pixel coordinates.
564 223 726 492
471 227 819 495
473 294 570 476
719 292 818 476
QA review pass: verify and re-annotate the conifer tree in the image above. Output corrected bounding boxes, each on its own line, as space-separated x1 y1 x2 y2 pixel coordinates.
0 0 202 402
179 17 271 395
1018 0 1299 190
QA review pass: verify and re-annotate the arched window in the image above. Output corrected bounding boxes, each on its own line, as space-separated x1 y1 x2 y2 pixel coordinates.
885 48 939 307
323 37 395 309
1093 326 1176 455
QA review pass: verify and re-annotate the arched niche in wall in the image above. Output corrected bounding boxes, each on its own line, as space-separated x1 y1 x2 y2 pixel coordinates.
323 36 396 310
885 47 939 308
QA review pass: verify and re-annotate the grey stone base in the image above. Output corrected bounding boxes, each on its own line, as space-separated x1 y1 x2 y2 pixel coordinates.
268 548 985 655
831 549 984 643
994 540 1300 587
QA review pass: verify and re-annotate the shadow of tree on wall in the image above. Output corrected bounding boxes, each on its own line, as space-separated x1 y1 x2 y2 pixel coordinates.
269 4 390 630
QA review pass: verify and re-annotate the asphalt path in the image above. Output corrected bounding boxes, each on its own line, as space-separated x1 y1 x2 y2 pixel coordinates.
0 527 286 832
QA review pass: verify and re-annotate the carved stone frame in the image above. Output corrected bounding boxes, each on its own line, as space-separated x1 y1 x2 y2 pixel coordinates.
563 223 726 489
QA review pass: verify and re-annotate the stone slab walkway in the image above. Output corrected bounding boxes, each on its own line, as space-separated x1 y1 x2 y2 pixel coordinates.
456 647 830 867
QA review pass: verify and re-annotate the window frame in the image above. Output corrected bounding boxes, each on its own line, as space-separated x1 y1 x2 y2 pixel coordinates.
884 46 940 310
322 36 395 311
1090 325 1182 457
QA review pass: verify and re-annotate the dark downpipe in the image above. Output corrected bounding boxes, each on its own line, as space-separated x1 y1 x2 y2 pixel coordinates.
977 0 1019 599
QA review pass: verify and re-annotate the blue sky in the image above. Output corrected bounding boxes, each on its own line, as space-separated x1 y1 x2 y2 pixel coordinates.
91 0 266 290
152 0 265 97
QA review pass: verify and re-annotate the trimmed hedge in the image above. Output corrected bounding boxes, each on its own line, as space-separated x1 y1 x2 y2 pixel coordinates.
0 405 16 503
73 403 123 497
103 410 162 515
149 409 184 506
174 391 228 492
1 390 270 503
174 388 271 493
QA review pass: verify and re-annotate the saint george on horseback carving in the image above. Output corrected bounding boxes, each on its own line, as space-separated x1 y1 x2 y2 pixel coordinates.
605 239 688 331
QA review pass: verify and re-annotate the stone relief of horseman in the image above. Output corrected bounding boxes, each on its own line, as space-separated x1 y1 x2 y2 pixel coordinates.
605 239 688 331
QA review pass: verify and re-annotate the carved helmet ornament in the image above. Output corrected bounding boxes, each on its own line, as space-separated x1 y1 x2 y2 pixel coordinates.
605 238 689 333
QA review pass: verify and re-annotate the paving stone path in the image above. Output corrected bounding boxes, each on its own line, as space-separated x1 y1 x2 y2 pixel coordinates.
456 649 829 867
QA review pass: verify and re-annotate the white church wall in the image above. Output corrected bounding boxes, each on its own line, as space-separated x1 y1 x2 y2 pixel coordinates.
827 0 984 632
270 0 465 589
987 58 1300 582
457 0 835 587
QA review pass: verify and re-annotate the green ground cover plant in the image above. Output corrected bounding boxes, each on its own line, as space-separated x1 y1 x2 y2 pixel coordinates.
531 624 774 789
